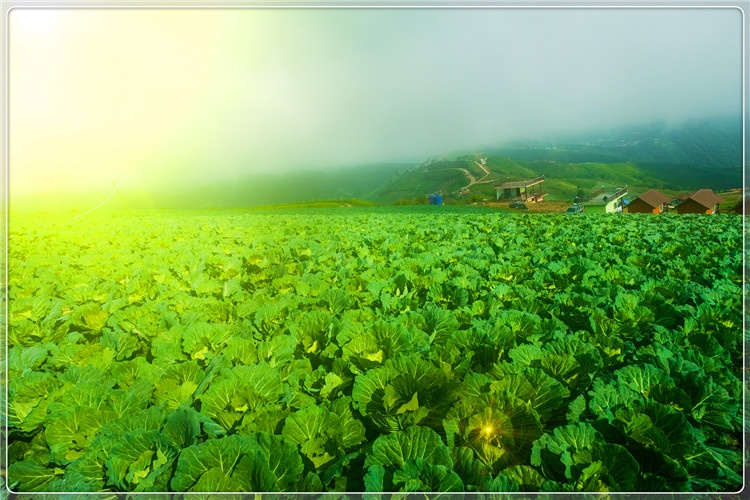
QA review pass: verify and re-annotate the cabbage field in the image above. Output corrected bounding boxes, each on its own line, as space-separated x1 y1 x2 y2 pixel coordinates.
4 207 745 494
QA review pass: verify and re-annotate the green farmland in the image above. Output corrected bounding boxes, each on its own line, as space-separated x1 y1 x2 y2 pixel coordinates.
5 208 744 493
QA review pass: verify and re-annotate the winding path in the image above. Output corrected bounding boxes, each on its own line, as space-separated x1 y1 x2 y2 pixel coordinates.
427 157 501 192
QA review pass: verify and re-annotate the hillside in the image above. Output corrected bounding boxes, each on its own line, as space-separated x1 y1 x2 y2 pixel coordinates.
126 163 416 209
369 154 682 205
38 116 739 211
367 115 742 205
490 115 742 190
370 155 538 204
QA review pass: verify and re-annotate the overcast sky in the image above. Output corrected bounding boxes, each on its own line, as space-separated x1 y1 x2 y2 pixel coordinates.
9 6 743 196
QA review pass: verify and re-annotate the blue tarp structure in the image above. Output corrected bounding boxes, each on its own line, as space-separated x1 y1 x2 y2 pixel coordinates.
428 194 443 205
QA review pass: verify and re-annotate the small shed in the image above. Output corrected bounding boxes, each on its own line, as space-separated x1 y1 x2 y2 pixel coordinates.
494 175 546 203
428 193 443 205
676 189 724 214
628 189 671 214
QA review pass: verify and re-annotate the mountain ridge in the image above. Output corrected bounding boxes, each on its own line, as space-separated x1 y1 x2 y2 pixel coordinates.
149 115 743 208
14 116 741 211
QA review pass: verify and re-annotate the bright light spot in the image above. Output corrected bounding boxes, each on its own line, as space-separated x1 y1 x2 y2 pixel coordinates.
12 9 63 36
482 425 494 435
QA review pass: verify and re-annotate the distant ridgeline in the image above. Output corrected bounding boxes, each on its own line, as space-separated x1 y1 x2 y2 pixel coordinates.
489 116 742 191
496 116 741 166
373 115 742 205
76 116 740 210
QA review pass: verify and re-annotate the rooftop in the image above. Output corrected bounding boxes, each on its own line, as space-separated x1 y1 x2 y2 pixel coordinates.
634 189 671 208
688 189 724 208
581 186 628 205
494 175 545 190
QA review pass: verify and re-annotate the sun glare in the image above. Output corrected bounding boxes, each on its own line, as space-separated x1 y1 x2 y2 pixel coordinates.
12 8 63 36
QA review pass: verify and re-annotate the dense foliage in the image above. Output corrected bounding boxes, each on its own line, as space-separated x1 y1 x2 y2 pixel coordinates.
5 208 744 493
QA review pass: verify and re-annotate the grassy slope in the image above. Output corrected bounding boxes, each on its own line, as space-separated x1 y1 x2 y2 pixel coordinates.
491 116 742 192
117 150 739 209
120 118 746 208
246 198 376 210
525 160 673 201
371 154 686 204
129 163 416 209
372 155 542 204
372 167 467 204
373 126 742 203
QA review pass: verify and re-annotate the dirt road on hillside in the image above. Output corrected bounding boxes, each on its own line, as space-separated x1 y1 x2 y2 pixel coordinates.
429 158 502 191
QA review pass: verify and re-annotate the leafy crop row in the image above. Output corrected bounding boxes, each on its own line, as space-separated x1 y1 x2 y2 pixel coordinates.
5 209 744 493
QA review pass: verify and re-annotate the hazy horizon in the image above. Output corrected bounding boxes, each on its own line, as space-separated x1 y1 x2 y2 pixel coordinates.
9 7 743 203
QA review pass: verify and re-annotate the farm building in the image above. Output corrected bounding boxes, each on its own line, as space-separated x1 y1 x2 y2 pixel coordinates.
628 189 671 214
579 185 628 213
676 189 724 214
494 175 547 202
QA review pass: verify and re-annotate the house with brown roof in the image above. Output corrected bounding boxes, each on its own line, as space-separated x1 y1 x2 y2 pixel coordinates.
676 189 724 214
628 189 671 214
494 175 546 202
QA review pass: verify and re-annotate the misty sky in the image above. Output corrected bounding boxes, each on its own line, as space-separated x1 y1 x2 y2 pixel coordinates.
9 7 743 196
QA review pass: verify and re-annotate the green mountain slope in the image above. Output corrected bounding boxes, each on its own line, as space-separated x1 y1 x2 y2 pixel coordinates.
491 115 742 190
38 116 738 211
133 163 416 209
370 155 538 204
369 154 688 204
527 161 672 201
